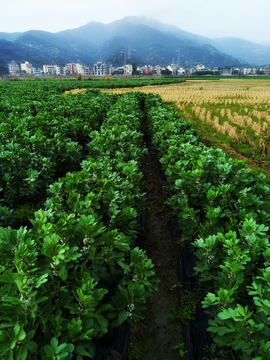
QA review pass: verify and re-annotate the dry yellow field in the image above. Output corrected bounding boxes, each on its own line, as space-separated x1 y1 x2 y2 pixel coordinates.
102 78 270 104
68 79 270 173
102 78 270 174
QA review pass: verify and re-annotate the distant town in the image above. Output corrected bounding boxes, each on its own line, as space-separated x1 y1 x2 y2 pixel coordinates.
7 60 270 77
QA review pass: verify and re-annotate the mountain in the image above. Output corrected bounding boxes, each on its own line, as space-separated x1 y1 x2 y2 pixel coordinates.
108 16 218 47
123 17 270 66
0 30 97 72
57 17 270 66
14 31 97 64
3 16 270 72
213 37 270 66
92 24 238 67
0 39 51 68
0 32 22 41
261 41 270 48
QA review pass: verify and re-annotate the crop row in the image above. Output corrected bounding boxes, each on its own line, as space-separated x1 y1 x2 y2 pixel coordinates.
0 92 158 359
145 93 270 359
0 89 120 225
0 78 185 101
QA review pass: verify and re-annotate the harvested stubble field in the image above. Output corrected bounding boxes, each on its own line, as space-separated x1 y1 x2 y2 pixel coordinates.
101 78 270 178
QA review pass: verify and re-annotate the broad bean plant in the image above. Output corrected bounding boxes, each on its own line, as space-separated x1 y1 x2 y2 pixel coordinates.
0 92 158 359
145 93 270 359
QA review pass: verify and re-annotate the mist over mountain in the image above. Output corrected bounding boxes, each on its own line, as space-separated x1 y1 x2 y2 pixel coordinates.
0 16 269 73
212 37 270 66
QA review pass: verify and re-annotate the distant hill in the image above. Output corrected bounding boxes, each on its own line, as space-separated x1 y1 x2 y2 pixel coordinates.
0 39 50 68
1 16 269 71
14 31 97 64
213 37 270 66
0 32 22 42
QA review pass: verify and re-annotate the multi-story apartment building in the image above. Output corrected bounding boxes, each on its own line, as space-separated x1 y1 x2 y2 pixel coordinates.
32 68 43 76
79 66 92 76
142 65 152 75
94 60 106 76
124 64 133 76
43 65 56 75
153 65 161 75
177 67 186 75
56 64 67 76
264 66 270 75
196 64 206 72
167 64 179 75
21 61 32 74
75 63 82 74
66 63 79 74
115 66 124 74
106 64 113 75
222 66 233 75
243 68 252 75
8 61 20 75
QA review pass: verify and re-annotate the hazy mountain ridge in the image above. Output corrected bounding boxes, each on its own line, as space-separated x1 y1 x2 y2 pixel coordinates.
212 37 270 66
0 16 269 72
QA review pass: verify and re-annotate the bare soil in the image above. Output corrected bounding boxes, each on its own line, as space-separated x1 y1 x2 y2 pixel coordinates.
127 122 185 360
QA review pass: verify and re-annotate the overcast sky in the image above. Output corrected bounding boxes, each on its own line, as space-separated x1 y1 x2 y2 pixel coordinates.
1 0 269 45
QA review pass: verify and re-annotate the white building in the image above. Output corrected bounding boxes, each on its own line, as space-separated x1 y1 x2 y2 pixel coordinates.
8 61 20 75
56 64 67 76
66 63 78 74
264 66 270 75
243 68 252 75
32 68 43 76
79 66 91 76
222 67 233 76
124 64 133 76
188 68 197 75
94 60 106 76
196 64 206 72
177 67 186 75
106 64 113 75
21 61 32 74
43 65 56 75
167 64 178 75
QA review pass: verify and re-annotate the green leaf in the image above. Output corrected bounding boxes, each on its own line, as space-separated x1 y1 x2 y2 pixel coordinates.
218 310 232 320
58 267 68 281
13 323 20 337
237 305 246 317
20 345 28 360
35 274 49 288
118 310 127 325
26 341 37 353
5 349 13 360
96 304 111 314
17 330 26 341
64 344 74 353
0 271 17 283
58 352 69 358
6 297 21 305
56 343 67 354
75 345 92 357
44 345 55 356
51 338 58 352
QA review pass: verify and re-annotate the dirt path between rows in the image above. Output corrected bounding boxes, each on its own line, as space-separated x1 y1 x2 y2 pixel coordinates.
127 122 185 360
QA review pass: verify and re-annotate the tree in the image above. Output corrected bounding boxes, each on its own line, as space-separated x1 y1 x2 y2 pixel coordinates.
161 69 172 76
0 64 8 75
132 63 137 75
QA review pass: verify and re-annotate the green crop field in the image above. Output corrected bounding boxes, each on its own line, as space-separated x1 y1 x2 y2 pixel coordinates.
104 78 270 178
1 77 270 359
